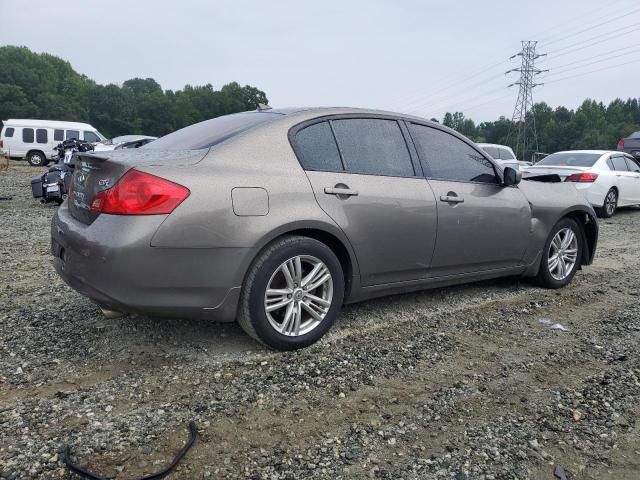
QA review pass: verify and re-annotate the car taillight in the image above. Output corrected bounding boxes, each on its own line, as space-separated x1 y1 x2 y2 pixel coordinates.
565 172 598 183
90 169 190 215
0 140 3 149
617 138 624 149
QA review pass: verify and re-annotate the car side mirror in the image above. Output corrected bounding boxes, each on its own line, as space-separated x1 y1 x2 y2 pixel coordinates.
503 167 522 186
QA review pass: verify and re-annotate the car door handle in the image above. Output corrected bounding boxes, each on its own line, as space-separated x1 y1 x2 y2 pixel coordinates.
440 195 464 204
324 187 359 196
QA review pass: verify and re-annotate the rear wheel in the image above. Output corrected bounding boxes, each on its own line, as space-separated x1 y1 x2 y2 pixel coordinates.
238 236 344 350
536 217 582 289
26 151 47 167
596 188 617 218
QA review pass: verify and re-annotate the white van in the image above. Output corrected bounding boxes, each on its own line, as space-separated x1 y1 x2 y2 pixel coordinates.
0 119 106 166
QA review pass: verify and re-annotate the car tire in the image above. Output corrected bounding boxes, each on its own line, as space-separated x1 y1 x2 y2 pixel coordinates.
596 188 617 218
26 151 47 167
536 217 583 289
238 235 345 351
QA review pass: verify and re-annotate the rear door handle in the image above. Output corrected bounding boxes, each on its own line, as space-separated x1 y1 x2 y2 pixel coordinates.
324 187 359 196
440 195 464 204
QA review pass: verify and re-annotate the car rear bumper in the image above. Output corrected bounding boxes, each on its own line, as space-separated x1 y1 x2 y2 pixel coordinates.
574 182 608 208
51 203 252 322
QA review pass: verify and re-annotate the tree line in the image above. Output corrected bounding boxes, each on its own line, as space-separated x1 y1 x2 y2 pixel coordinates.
0 46 268 138
1 46 638 156
440 98 640 161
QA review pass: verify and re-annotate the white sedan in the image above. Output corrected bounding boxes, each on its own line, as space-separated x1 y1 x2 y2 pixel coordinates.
521 150 640 218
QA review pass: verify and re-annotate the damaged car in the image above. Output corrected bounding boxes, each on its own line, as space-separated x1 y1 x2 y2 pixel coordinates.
51 107 598 350
522 150 640 218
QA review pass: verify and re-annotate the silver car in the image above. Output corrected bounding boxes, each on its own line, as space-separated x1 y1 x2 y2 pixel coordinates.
51 107 598 350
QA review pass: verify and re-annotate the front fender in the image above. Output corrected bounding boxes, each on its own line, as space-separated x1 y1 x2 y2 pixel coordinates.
518 181 598 274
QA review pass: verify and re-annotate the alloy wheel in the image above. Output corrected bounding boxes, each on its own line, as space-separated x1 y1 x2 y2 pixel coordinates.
605 190 617 216
264 255 333 336
548 227 578 281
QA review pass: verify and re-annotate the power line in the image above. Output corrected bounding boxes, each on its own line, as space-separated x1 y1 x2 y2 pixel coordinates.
534 0 632 43
439 91 515 117
388 59 509 112
390 4 639 114
424 85 507 116
539 7 640 48
543 42 640 72
544 50 640 79
545 23 640 57
544 57 640 84
403 73 506 114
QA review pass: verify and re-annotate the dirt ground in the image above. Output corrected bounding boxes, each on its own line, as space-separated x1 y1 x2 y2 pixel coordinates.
1 160 639 480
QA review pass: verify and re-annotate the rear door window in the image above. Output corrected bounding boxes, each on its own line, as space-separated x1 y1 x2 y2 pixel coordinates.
4 127 14 137
611 156 629 171
66 130 80 140
294 121 343 172
624 156 640 172
36 129 48 143
331 118 415 177
22 128 34 143
54 129 64 141
409 124 497 183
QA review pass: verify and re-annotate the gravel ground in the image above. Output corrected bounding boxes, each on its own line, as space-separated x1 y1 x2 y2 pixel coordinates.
1 160 639 480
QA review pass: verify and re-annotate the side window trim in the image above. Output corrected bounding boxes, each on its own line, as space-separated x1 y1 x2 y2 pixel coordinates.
407 122 499 184
403 120 429 178
327 120 346 171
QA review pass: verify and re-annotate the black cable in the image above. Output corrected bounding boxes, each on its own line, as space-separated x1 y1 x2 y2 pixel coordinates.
63 422 199 480
546 24 640 57
540 7 640 48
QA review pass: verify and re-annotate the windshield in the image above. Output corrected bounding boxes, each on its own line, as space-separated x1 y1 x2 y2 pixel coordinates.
630 131 640 139
535 152 601 167
144 111 283 150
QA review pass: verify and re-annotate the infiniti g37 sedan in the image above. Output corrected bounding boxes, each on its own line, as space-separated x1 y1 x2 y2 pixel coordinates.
51 107 598 350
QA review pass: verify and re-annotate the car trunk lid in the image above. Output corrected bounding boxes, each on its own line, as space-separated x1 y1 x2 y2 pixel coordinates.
623 138 640 157
522 165 590 181
69 149 206 224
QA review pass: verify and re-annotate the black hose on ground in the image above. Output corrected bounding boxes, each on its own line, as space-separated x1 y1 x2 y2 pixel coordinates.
63 421 199 480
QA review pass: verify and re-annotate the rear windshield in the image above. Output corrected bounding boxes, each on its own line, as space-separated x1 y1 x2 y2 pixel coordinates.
535 152 601 167
481 146 515 160
630 131 640 139
144 112 282 150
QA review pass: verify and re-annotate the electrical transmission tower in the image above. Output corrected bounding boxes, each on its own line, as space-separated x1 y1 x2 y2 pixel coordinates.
506 41 548 162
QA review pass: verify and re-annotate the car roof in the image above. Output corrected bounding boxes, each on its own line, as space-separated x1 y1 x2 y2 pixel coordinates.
3 118 97 130
267 106 437 123
553 150 620 155
477 143 512 149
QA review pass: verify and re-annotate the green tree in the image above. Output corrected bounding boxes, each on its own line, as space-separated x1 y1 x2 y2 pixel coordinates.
0 46 269 138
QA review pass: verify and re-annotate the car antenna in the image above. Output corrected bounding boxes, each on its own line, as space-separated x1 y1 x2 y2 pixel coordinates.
257 103 272 111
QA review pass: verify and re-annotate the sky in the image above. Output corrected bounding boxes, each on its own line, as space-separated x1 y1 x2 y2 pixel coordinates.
1 0 639 123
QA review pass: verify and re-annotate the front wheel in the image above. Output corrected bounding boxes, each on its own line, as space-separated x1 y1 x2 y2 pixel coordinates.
238 236 344 350
596 188 617 218
536 218 582 289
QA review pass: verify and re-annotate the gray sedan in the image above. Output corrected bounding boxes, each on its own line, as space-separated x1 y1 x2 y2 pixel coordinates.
51 107 598 350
